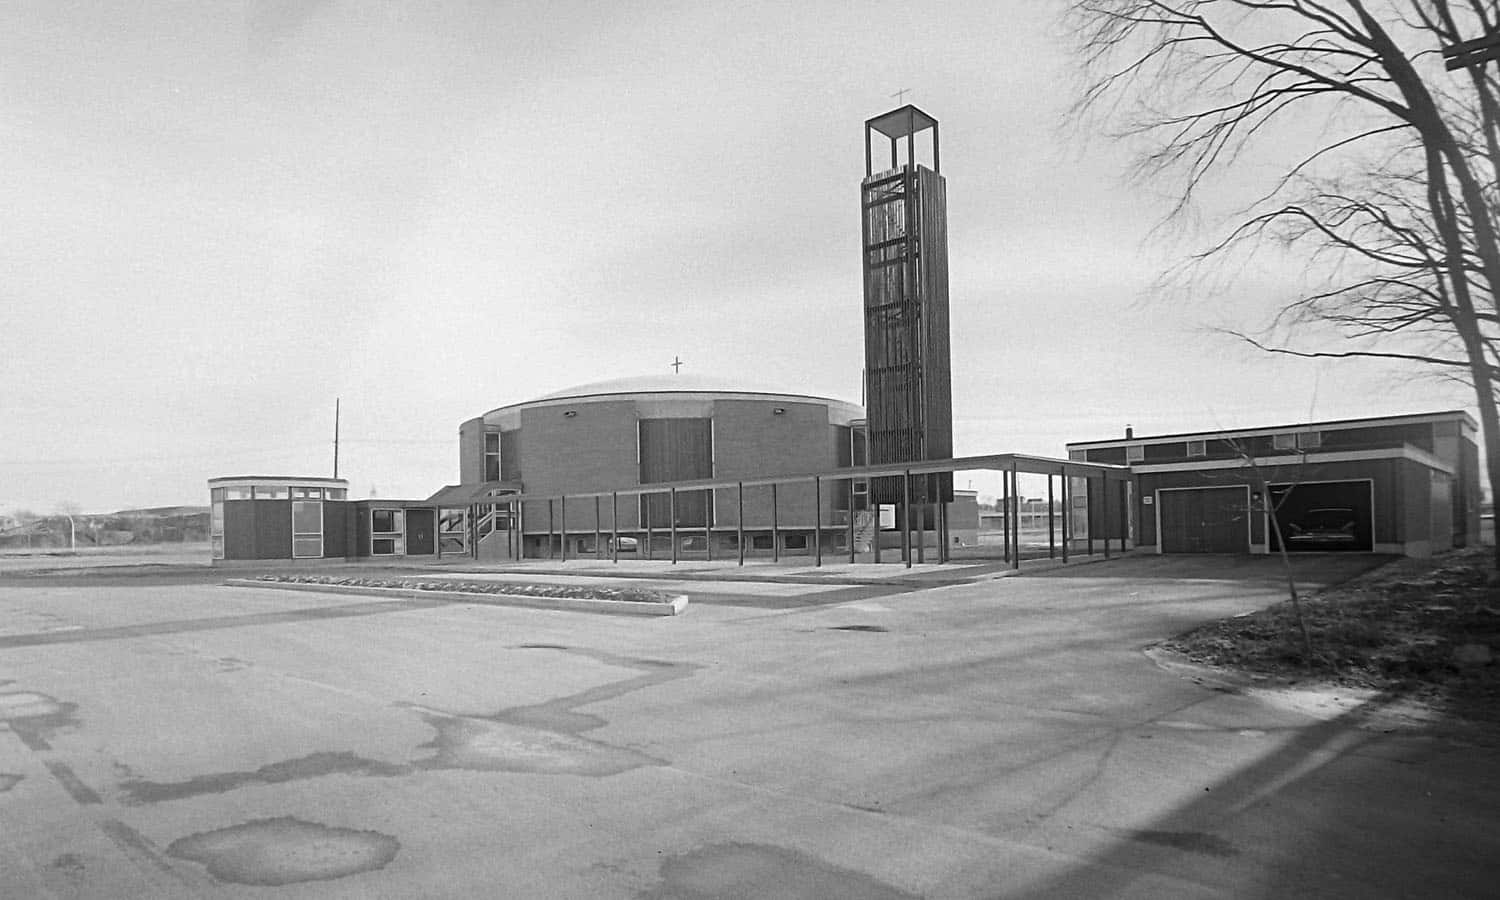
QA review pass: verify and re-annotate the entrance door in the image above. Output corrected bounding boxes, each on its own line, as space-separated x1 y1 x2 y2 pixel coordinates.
1158 486 1249 553
406 508 436 556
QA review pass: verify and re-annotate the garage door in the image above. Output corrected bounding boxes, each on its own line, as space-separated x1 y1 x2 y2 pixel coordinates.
1158 487 1249 553
1269 481 1373 552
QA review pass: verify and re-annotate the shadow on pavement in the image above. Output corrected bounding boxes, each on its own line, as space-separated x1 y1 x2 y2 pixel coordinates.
1010 695 1500 899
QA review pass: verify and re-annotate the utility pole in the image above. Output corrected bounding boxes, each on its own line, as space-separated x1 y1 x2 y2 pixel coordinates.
333 398 341 479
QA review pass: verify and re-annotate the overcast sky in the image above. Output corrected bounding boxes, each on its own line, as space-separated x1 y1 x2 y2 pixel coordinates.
0 1 1468 513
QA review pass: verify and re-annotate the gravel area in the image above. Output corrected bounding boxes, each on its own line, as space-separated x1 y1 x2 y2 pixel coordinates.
252 574 672 604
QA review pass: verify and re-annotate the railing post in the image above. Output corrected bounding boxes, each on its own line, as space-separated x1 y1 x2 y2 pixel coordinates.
847 477 856 564
771 483 780 563
611 492 619 563
814 476 822 567
1048 473 1056 559
705 489 714 562
670 488 678 565
545 499 554 560
594 495 601 559
1087 476 1096 556
1010 462 1020 571
937 495 948 563
1060 468 1070 563
916 493 925 565
902 469 912 569
560 495 567 562
1001 470 1010 563
737 481 745 566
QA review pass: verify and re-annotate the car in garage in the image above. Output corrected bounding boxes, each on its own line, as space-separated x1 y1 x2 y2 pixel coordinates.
1285 507 1359 548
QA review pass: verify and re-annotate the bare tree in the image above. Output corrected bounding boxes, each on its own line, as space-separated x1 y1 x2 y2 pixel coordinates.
1222 436 1318 656
1069 0 1500 565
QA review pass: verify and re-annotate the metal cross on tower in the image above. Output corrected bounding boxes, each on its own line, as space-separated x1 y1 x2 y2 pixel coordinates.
671 356 683 374
890 87 911 104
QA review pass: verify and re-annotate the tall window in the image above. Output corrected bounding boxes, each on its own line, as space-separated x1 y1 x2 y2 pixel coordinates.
484 432 501 482
292 501 323 558
638 418 713 527
210 488 225 559
371 508 404 556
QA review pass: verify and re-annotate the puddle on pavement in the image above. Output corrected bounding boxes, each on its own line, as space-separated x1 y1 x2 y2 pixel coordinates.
0 691 79 750
120 751 411 805
167 816 399 886
1126 829 1238 857
640 843 917 900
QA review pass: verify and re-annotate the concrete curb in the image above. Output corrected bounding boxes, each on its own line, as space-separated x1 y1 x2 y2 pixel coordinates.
224 578 689 617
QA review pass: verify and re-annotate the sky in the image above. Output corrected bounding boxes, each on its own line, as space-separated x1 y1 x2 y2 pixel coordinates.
0 1 1472 514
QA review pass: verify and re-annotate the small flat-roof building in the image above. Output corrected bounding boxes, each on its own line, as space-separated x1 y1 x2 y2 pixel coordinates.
208 476 441 565
1067 410 1478 557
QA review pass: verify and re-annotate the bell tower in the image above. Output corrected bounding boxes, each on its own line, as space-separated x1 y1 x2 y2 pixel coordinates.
860 105 953 503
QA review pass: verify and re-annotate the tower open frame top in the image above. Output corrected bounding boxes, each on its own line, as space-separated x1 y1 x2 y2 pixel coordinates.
865 104 940 176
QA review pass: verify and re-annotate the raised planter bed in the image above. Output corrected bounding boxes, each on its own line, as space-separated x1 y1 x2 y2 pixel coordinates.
225 575 688 617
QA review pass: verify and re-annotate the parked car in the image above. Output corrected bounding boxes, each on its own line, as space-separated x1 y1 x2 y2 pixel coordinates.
1285 507 1359 546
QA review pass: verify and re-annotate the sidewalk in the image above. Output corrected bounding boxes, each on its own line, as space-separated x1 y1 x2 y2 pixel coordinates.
423 550 1133 586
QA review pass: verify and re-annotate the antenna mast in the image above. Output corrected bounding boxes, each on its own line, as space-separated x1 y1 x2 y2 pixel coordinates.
333 398 341 479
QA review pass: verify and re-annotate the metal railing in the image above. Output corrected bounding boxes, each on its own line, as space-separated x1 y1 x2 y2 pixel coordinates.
465 452 1133 569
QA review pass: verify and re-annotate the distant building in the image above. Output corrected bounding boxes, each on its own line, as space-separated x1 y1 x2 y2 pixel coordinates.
451 374 877 559
1067 410 1478 557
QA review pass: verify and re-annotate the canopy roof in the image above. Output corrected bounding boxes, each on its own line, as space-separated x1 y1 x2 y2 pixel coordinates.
425 482 518 507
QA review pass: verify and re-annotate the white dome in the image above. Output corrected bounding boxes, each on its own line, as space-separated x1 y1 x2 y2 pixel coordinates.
531 373 819 401
478 374 863 425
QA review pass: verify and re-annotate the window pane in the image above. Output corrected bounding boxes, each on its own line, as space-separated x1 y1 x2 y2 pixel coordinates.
254 486 288 500
226 487 253 500
372 538 396 555
485 432 500 451
292 500 322 534
372 509 403 533
211 502 224 533
293 536 322 558
211 534 224 560
328 488 347 500
210 488 226 501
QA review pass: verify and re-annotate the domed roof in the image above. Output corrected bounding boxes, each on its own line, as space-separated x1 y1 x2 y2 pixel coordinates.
531 373 816 401
480 374 862 422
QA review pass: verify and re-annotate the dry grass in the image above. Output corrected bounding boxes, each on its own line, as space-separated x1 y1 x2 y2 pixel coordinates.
1160 548 1500 723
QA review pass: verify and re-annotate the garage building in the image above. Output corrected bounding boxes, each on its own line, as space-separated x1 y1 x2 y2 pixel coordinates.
1066 410 1478 557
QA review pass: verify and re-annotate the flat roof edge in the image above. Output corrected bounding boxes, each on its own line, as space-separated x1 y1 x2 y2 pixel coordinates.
1066 409 1475 448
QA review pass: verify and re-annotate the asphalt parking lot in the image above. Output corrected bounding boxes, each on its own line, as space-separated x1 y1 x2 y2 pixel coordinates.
0 555 1496 898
